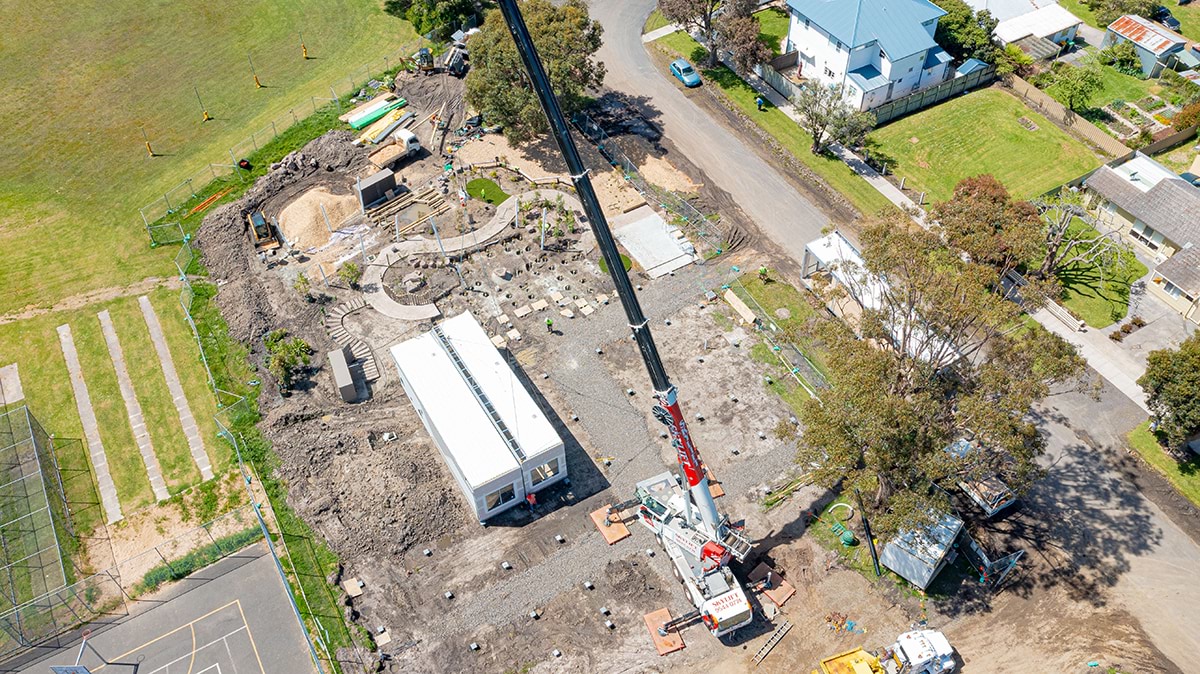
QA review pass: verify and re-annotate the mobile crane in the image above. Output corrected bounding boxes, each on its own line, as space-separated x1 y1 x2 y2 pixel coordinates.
495 0 754 638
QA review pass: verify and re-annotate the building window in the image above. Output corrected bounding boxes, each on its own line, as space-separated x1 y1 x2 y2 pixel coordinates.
530 458 560 486
848 86 857 96
880 49 886 60
1162 280 1194 301
485 483 516 511
1131 220 1163 250
824 67 834 77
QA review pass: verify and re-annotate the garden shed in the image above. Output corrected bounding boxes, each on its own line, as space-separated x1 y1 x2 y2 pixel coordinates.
390 312 567 522
1103 15 1187 78
879 511 964 590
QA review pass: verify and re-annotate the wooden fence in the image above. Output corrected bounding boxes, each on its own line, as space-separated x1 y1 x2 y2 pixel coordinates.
871 65 997 124
1004 75 1131 157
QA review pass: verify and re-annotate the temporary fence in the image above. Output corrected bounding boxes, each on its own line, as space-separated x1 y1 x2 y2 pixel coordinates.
572 110 733 261
138 37 432 237
726 276 828 399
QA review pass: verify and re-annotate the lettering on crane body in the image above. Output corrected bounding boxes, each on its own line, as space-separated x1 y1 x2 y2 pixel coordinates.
708 590 745 612
664 526 703 557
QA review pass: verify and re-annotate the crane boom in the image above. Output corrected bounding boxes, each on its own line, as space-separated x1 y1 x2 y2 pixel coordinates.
495 0 723 533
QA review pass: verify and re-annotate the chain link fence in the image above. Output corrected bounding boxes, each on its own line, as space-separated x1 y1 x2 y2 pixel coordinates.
726 275 829 397
572 110 732 260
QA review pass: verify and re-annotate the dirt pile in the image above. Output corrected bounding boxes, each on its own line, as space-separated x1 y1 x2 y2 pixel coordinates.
277 186 358 249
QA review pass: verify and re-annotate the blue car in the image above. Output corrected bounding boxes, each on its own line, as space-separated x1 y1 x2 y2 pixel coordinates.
670 58 701 87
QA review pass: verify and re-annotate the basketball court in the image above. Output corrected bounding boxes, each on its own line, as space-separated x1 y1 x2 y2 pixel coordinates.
20 543 315 674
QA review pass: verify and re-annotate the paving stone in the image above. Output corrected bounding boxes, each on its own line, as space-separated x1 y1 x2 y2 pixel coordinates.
514 305 533 318
531 300 550 312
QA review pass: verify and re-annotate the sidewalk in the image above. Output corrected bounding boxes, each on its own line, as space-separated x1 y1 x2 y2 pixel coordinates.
736 63 1150 412
641 23 680 43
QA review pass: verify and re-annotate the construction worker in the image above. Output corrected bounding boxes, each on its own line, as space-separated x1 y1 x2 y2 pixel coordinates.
755 95 765 111
545 317 554 333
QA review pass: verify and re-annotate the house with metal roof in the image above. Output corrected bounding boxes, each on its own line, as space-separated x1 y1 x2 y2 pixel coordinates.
1103 15 1187 77
1084 153 1200 324
993 4 1083 53
784 0 953 111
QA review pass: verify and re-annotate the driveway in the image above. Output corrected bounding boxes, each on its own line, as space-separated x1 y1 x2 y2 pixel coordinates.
588 0 830 264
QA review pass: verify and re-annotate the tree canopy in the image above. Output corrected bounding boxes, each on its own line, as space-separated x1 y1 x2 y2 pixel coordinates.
718 14 773 74
1085 0 1157 28
1139 332 1200 448
465 0 605 145
932 175 1042 283
792 83 876 154
384 0 483 38
934 0 998 62
659 0 762 67
796 219 1084 535
1049 56 1104 111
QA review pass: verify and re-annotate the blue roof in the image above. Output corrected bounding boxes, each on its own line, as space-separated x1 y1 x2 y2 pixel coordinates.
924 46 951 69
956 57 989 74
848 64 890 91
787 0 946 59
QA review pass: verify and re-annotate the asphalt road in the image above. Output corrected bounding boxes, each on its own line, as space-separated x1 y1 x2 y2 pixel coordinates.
588 1 830 264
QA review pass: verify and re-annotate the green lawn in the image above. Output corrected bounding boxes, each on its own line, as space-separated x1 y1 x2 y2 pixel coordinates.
1128 421 1200 508
643 8 671 33
756 7 792 57
1055 0 1102 32
0 1 416 316
1091 65 1159 106
1057 0 1200 41
732 272 830 378
466 178 509 205
870 89 1103 203
1055 219 1148 328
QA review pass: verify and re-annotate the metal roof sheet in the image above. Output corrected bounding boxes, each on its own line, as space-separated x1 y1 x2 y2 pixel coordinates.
787 0 945 59
1107 15 1186 55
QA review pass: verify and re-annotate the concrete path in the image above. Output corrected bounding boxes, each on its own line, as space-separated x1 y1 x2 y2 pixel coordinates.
640 23 679 43
56 324 123 524
1034 307 1151 412
0 363 22 405
138 296 214 480
97 310 170 502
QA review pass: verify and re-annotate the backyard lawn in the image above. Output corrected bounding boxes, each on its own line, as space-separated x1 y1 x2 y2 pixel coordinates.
757 7 792 57
1091 65 1159 105
1128 421 1200 508
655 32 896 216
1051 219 1148 328
870 88 1103 203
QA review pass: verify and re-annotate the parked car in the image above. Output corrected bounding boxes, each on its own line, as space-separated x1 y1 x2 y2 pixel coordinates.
945 438 1018 518
1153 6 1182 30
669 58 701 87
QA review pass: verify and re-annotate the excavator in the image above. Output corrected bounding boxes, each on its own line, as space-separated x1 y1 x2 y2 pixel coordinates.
496 0 754 638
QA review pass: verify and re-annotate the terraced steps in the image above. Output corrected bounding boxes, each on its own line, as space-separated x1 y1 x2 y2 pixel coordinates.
323 299 380 382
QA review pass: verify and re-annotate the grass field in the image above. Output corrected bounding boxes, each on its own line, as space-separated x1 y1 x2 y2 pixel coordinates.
643 8 671 33
870 89 1103 203
0 1 415 316
757 8 791 57
655 32 896 216
1055 221 1148 328
1128 421 1200 508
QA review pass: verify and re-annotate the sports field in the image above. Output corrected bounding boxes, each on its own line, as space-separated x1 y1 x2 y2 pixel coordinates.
0 0 414 316
869 88 1103 204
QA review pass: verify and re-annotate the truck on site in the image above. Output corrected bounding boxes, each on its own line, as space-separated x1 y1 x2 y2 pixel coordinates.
813 629 957 674
495 0 755 639
245 210 280 251
367 128 423 170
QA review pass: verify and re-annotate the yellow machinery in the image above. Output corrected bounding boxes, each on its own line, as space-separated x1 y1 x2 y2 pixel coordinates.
812 648 886 674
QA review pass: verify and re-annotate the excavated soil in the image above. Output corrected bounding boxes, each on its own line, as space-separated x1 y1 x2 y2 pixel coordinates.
277 186 358 249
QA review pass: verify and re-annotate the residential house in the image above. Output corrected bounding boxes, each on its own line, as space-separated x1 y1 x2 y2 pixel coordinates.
1103 15 1187 78
1083 153 1200 323
784 0 953 111
962 0 1056 23
993 4 1083 58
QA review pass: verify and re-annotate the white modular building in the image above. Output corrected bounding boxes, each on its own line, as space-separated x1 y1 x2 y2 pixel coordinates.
390 312 566 521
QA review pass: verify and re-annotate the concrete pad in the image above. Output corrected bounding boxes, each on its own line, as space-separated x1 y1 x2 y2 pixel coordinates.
749 562 796 607
611 204 693 279
559 309 575 319
589 505 631 545
506 329 522 341
375 629 392 646
0 363 23 405
573 298 588 309
342 578 364 598
643 608 685 655
531 299 549 312
580 305 595 317
514 305 533 318
491 335 508 349
549 291 565 304
596 294 609 304
496 313 510 325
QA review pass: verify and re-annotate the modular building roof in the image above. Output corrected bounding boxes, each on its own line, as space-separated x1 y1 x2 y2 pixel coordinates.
390 312 561 489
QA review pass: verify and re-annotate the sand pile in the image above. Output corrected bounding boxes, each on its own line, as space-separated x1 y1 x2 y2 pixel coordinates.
277 186 358 250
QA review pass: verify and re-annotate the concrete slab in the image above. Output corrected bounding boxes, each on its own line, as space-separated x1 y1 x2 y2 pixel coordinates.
612 205 693 279
491 336 508 349
559 309 575 319
596 293 610 304
580 305 595 317
506 329 522 342
139 296 214 481
98 310 170 502
514 305 533 318
0 363 23 405
549 291 565 304
342 578 364 598
56 326 123 524
531 299 549 312
574 298 589 309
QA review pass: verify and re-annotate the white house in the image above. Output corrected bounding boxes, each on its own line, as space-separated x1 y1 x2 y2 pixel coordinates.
390 312 567 522
784 0 954 111
993 4 1083 49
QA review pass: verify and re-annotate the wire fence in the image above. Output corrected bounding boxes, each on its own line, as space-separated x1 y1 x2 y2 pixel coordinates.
726 275 829 399
572 110 732 261
138 38 432 240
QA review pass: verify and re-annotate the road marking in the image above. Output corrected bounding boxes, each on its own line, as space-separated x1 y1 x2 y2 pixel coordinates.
92 600 240 670
185 622 197 674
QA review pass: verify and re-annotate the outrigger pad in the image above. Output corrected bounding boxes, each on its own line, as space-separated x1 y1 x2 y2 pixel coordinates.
643 608 685 655
589 504 631 545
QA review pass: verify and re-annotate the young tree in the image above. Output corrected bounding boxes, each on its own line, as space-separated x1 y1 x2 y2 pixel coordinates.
294 271 311 297
659 0 722 66
995 43 1034 78
716 13 772 74
1033 190 1131 282
338 262 362 289
793 83 876 154
264 330 313 392
1050 56 1103 111
1087 0 1157 27
465 0 605 144
934 0 998 62
932 175 1042 282
796 220 1084 535
1139 332 1200 449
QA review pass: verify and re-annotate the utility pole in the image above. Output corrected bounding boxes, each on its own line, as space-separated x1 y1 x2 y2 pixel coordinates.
194 86 212 122
855 489 882 577
248 53 263 89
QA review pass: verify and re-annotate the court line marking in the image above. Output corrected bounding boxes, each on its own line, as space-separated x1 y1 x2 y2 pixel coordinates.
185 622 197 674
196 665 222 674
235 599 266 674
93 601 241 671
142 626 247 674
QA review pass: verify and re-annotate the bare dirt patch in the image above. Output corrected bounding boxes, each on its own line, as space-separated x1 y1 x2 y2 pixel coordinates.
638 155 699 194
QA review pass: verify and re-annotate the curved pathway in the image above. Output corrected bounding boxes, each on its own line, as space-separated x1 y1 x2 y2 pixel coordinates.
362 189 580 320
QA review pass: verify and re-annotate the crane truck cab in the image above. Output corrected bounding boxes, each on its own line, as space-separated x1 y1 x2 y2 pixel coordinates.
633 472 753 637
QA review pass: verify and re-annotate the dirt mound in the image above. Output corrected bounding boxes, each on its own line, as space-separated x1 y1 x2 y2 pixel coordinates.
277 186 357 249
603 559 662 601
